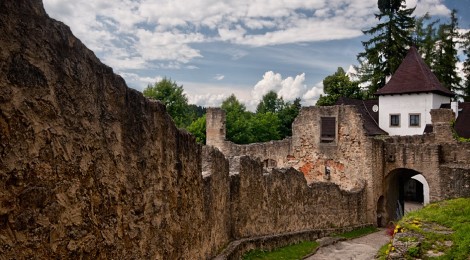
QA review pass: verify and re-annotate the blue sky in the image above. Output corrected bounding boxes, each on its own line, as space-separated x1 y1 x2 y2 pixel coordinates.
43 0 470 110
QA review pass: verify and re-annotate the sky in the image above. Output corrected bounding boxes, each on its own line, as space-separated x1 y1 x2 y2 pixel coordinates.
43 0 470 110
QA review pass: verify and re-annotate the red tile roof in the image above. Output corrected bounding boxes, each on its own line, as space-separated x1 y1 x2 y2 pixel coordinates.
376 46 454 97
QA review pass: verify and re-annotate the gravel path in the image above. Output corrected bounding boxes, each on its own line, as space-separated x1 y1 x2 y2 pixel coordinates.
306 229 390 260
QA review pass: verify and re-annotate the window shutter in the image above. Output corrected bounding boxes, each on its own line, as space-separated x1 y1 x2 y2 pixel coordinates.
321 117 336 142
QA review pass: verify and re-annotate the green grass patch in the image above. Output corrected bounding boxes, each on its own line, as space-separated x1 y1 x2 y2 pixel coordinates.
242 241 319 260
376 242 391 260
334 226 378 239
394 198 470 259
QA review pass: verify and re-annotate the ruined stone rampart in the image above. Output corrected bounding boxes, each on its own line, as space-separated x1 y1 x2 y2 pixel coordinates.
290 105 372 189
0 1 369 258
229 157 366 238
206 108 293 168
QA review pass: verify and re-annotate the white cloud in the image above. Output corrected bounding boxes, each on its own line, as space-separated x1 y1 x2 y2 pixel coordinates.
251 71 319 106
119 72 162 91
187 93 228 107
406 0 450 16
252 71 283 100
302 82 324 106
43 0 453 71
278 73 308 101
214 74 225 81
42 0 456 98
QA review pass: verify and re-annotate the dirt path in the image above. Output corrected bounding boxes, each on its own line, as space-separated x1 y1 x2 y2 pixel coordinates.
306 229 390 260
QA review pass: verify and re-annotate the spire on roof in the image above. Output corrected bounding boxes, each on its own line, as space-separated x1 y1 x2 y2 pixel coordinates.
375 46 454 97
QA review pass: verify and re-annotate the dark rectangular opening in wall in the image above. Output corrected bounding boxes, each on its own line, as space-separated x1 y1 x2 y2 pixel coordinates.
321 117 336 143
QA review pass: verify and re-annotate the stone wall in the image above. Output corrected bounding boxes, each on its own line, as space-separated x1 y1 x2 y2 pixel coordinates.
230 157 367 239
290 105 372 190
205 103 470 228
0 1 370 258
206 108 293 168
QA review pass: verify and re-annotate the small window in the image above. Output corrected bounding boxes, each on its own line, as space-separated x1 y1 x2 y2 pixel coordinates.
321 117 336 143
409 114 420 127
390 114 400 127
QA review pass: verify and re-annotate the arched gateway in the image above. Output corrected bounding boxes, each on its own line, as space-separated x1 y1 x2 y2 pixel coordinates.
378 168 430 226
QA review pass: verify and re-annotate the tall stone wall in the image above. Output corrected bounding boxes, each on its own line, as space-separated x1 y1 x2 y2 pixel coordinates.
230 157 367 239
0 1 370 258
290 106 372 189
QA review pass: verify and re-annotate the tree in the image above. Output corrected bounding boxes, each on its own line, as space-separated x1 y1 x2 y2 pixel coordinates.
221 94 253 144
256 91 301 138
357 0 415 96
433 9 462 97
250 112 281 143
187 115 206 144
256 91 283 114
220 93 299 144
316 67 363 106
413 13 439 66
277 98 301 137
462 30 470 102
143 78 190 127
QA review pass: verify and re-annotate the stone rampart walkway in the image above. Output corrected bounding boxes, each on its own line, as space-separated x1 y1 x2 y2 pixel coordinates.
306 229 390 260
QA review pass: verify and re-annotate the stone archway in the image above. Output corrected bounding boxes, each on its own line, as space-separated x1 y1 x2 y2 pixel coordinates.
382 168 430 224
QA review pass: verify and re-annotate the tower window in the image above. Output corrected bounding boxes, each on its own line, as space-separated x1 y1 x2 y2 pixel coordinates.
409 114 420 127
390 114 400 127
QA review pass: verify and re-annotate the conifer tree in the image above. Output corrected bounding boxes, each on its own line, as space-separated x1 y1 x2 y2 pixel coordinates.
413 13 439 66
462 30 470 102
357 0 415 97
433 9 462 98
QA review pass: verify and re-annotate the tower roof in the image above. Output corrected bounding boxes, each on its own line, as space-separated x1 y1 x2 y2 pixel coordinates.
375 46 454 97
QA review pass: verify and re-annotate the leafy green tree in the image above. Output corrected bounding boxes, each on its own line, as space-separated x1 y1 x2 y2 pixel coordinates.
221 94 253 144
316 67 363 106
187 115 206 144
143 78 190 127
357 0 415 96
277 98 301 138
221 93 299 144
462 30 470 102
256 91 301 138
256 91 283 114
433 9 462 97
250 112 281 142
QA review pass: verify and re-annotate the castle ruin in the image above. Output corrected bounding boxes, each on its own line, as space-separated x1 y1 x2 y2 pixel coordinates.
0 0 469 259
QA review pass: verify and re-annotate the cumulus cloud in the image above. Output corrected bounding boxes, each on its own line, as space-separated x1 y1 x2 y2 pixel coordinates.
43 0 454 71
187 93 228 107
42 0 456 99
251 71 320 106
302 82 324 106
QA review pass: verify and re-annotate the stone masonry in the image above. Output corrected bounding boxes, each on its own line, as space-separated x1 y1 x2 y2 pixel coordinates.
0 1 369 258
206 103 470 227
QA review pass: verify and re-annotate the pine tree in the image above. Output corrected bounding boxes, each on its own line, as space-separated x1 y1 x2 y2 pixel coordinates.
462 30 470 102
357 0 415 97
433 9 462 97
413 13 439 66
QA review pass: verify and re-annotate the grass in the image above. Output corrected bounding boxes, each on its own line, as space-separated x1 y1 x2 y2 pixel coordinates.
377 242 391 260
334 226 378 239
386 198 470 259
242 241 319 260
242 226 378 260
